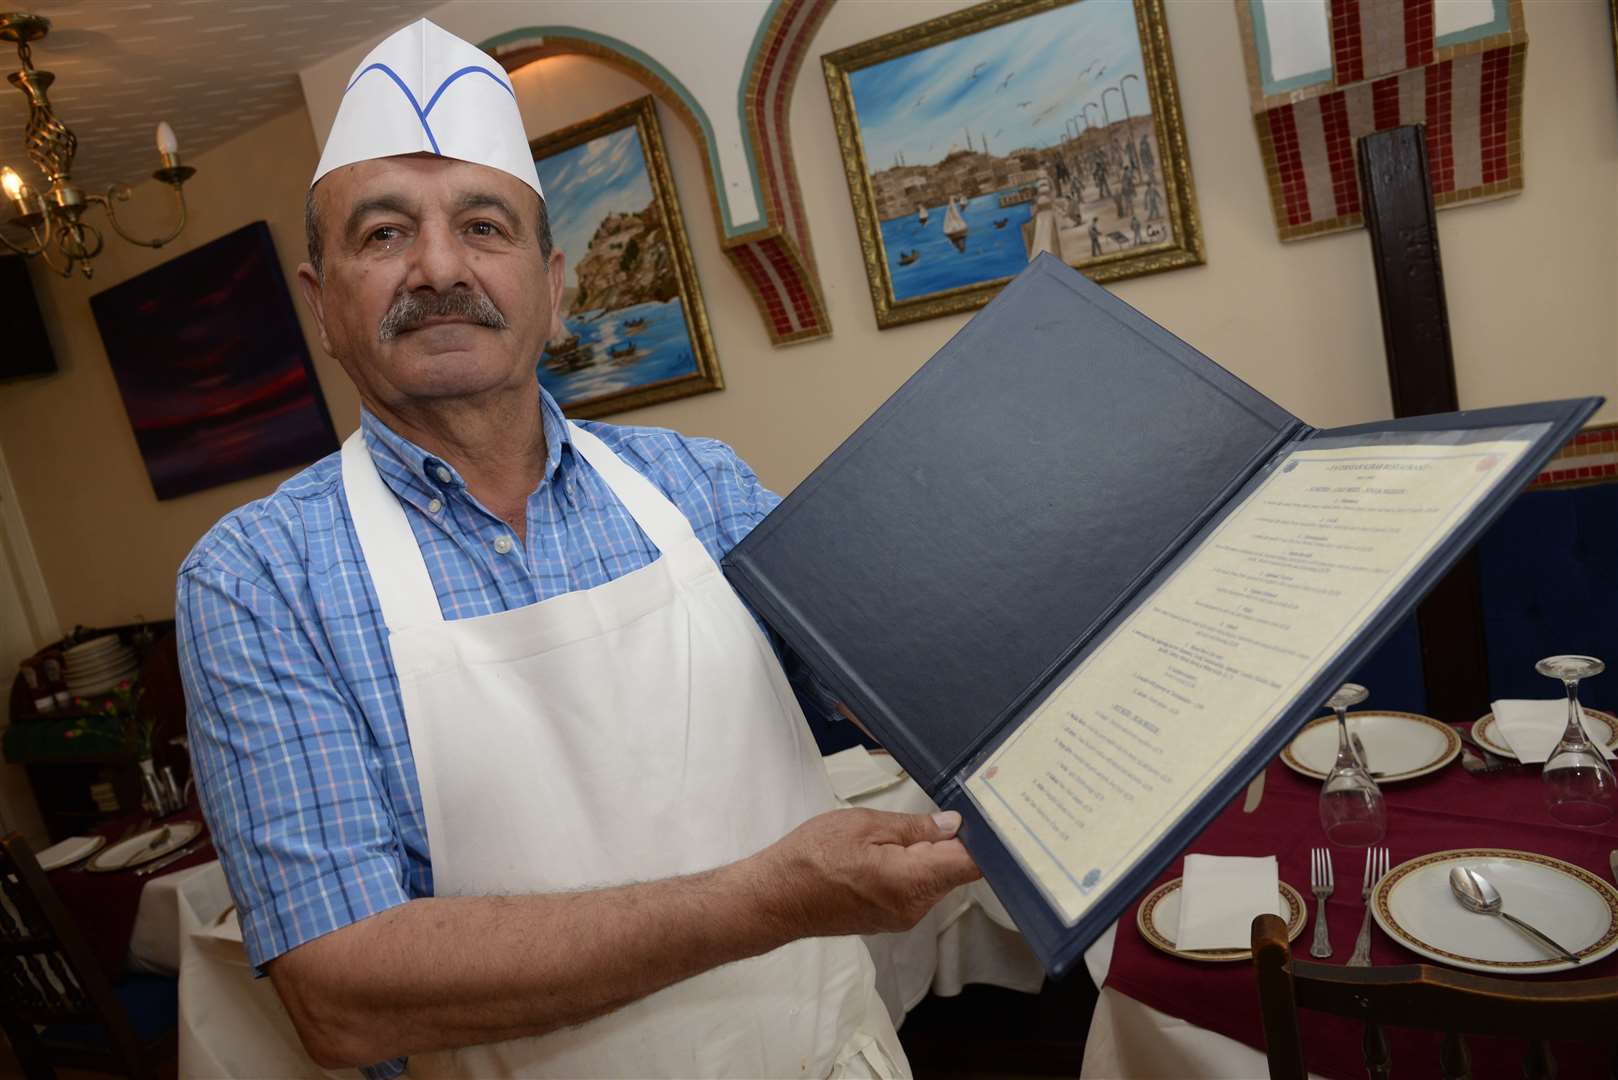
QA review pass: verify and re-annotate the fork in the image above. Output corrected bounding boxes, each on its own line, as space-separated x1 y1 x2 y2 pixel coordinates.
1309 848 1334 958
1348 846 1390 966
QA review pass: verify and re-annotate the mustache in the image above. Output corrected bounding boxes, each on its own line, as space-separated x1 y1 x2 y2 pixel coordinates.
377 289 509 342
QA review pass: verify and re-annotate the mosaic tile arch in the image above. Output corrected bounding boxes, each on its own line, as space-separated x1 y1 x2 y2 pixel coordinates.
482 0 837 347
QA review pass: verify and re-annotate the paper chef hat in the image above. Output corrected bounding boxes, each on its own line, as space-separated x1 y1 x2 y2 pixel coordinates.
312 19 544 200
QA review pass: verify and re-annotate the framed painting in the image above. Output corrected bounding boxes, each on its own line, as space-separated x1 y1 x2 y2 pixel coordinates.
89 221 338 501
823 0 1203 330
530 96 721 418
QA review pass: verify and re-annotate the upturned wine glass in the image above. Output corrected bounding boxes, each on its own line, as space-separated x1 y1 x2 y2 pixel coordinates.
1318 683 1386 846
1536 655 1616 827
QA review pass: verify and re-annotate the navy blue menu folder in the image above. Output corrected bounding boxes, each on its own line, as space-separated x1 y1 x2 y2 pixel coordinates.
722 253 1600 978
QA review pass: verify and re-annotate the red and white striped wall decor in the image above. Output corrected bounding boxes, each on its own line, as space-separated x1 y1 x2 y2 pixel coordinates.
1531 423 1618 491
1237 0 1526 242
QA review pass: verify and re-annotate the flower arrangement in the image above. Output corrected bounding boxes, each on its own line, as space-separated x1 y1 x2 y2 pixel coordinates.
67 679 148 754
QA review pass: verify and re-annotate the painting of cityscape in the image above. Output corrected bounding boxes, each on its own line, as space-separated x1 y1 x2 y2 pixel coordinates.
530 96 720 418
824 0 1204 328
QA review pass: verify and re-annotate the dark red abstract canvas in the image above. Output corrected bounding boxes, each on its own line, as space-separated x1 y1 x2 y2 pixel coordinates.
91 221 337 500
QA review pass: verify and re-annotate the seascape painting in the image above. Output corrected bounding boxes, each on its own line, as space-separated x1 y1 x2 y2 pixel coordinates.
531 96 720 418
824 0 1204 328
89 221 337 500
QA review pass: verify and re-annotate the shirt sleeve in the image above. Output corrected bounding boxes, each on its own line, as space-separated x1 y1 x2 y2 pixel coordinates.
177 553 410 971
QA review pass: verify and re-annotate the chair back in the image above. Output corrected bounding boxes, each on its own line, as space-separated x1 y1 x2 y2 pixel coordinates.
1250 912 1618 1080
0 833 150 1078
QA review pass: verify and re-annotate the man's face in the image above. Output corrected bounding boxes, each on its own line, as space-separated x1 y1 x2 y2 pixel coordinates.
298 155 564 410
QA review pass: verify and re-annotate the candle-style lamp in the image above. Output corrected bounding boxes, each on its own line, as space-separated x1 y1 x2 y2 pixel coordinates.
0 12 198 277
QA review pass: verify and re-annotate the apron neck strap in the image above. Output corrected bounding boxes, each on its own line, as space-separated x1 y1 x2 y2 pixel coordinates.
340 421 705 631
341 430 446 629
565 422 701 555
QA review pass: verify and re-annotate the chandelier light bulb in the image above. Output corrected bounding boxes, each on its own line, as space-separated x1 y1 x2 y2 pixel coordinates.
1 17 196 276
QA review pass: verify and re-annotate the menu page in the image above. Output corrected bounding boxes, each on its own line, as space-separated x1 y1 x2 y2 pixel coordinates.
964 438 1531 925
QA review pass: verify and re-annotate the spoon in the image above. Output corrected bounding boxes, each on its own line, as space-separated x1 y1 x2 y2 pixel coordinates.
1447 865 1580 964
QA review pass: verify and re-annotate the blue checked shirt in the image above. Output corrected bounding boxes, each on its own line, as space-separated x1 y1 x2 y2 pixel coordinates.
176 387 833 1078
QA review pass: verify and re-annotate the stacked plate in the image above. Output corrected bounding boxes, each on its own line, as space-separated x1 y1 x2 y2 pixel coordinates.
63 635 140 697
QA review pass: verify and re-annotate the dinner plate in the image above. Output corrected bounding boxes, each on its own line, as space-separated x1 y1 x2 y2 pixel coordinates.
65 649 137 678
1281 711 1460 782
63 635 122 660
1472 708 1618 760
86 821 201 873
1371 848 1618 974
35 835 105 871
1136 878 1306 962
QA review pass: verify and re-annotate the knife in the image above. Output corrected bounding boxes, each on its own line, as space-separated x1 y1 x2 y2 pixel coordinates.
1609 849 1617 886
1452 724 1509 768
134 838 211 877
1242 769 1265 813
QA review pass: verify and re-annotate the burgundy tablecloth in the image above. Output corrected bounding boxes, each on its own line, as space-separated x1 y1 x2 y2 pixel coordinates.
47 804 213 981
1105 730 1618 1080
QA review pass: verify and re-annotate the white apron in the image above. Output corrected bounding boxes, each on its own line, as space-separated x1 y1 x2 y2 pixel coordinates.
340 423 904 1078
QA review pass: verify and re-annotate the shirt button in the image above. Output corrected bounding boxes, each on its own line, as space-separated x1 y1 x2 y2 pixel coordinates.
493 535 514 555
435 466 453 483
427 498 443 514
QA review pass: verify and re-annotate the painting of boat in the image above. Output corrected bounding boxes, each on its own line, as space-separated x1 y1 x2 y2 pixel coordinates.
824 0 1204 328
942 195 968 252
529 96 722 417
542 333 594 374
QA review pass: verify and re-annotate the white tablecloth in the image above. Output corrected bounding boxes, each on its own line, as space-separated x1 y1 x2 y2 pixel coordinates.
1079 919 1326 1079
163 751 1044 1076
127 860 232 975
831 749 1046 1022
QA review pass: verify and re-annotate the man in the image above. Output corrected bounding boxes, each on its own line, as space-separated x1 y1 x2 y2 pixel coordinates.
177 20 978 1079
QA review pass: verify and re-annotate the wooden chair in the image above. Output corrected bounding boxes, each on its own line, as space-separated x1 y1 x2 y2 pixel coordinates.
1250 912 1618 1079
0 833 176 1079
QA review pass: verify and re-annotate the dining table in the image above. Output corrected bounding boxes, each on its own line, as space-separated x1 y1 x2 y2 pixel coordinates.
44 802 217 980
1080 713 1618 1080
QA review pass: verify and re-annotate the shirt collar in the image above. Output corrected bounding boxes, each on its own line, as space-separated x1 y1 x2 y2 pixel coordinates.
358 385 575 512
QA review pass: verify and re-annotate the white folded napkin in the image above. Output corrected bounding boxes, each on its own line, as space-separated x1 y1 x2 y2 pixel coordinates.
1490 699 1614 763
1175 854 1282 951
821 747 905 800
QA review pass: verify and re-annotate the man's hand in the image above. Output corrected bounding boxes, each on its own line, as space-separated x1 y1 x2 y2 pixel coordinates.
752 808 982 937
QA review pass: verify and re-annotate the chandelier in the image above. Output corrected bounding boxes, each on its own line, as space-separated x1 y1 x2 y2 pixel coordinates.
0 12 196 278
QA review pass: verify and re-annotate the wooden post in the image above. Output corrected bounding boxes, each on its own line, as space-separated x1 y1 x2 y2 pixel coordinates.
1357 125 1490 721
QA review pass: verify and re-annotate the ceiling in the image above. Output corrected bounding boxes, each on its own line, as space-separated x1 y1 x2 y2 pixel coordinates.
0 0 442 199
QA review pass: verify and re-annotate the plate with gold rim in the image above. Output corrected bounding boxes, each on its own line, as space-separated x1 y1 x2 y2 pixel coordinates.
1281 711 1460 782
1136 878 1306 962
1471 709 1618 760
86 822 201 873
1371 848 1618 975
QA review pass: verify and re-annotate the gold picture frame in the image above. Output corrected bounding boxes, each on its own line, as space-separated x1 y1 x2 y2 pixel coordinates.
529 96 721 418
823 0 1204 330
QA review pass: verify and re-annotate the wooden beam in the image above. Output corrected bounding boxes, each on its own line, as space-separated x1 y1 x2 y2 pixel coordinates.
1357 125 1490 720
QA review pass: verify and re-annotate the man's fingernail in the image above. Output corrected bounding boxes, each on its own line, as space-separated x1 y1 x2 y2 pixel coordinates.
932 811 961 835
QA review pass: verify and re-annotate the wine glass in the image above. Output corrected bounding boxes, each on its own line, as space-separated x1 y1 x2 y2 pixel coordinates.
1536 655 1616 827
1318 683 1386 846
